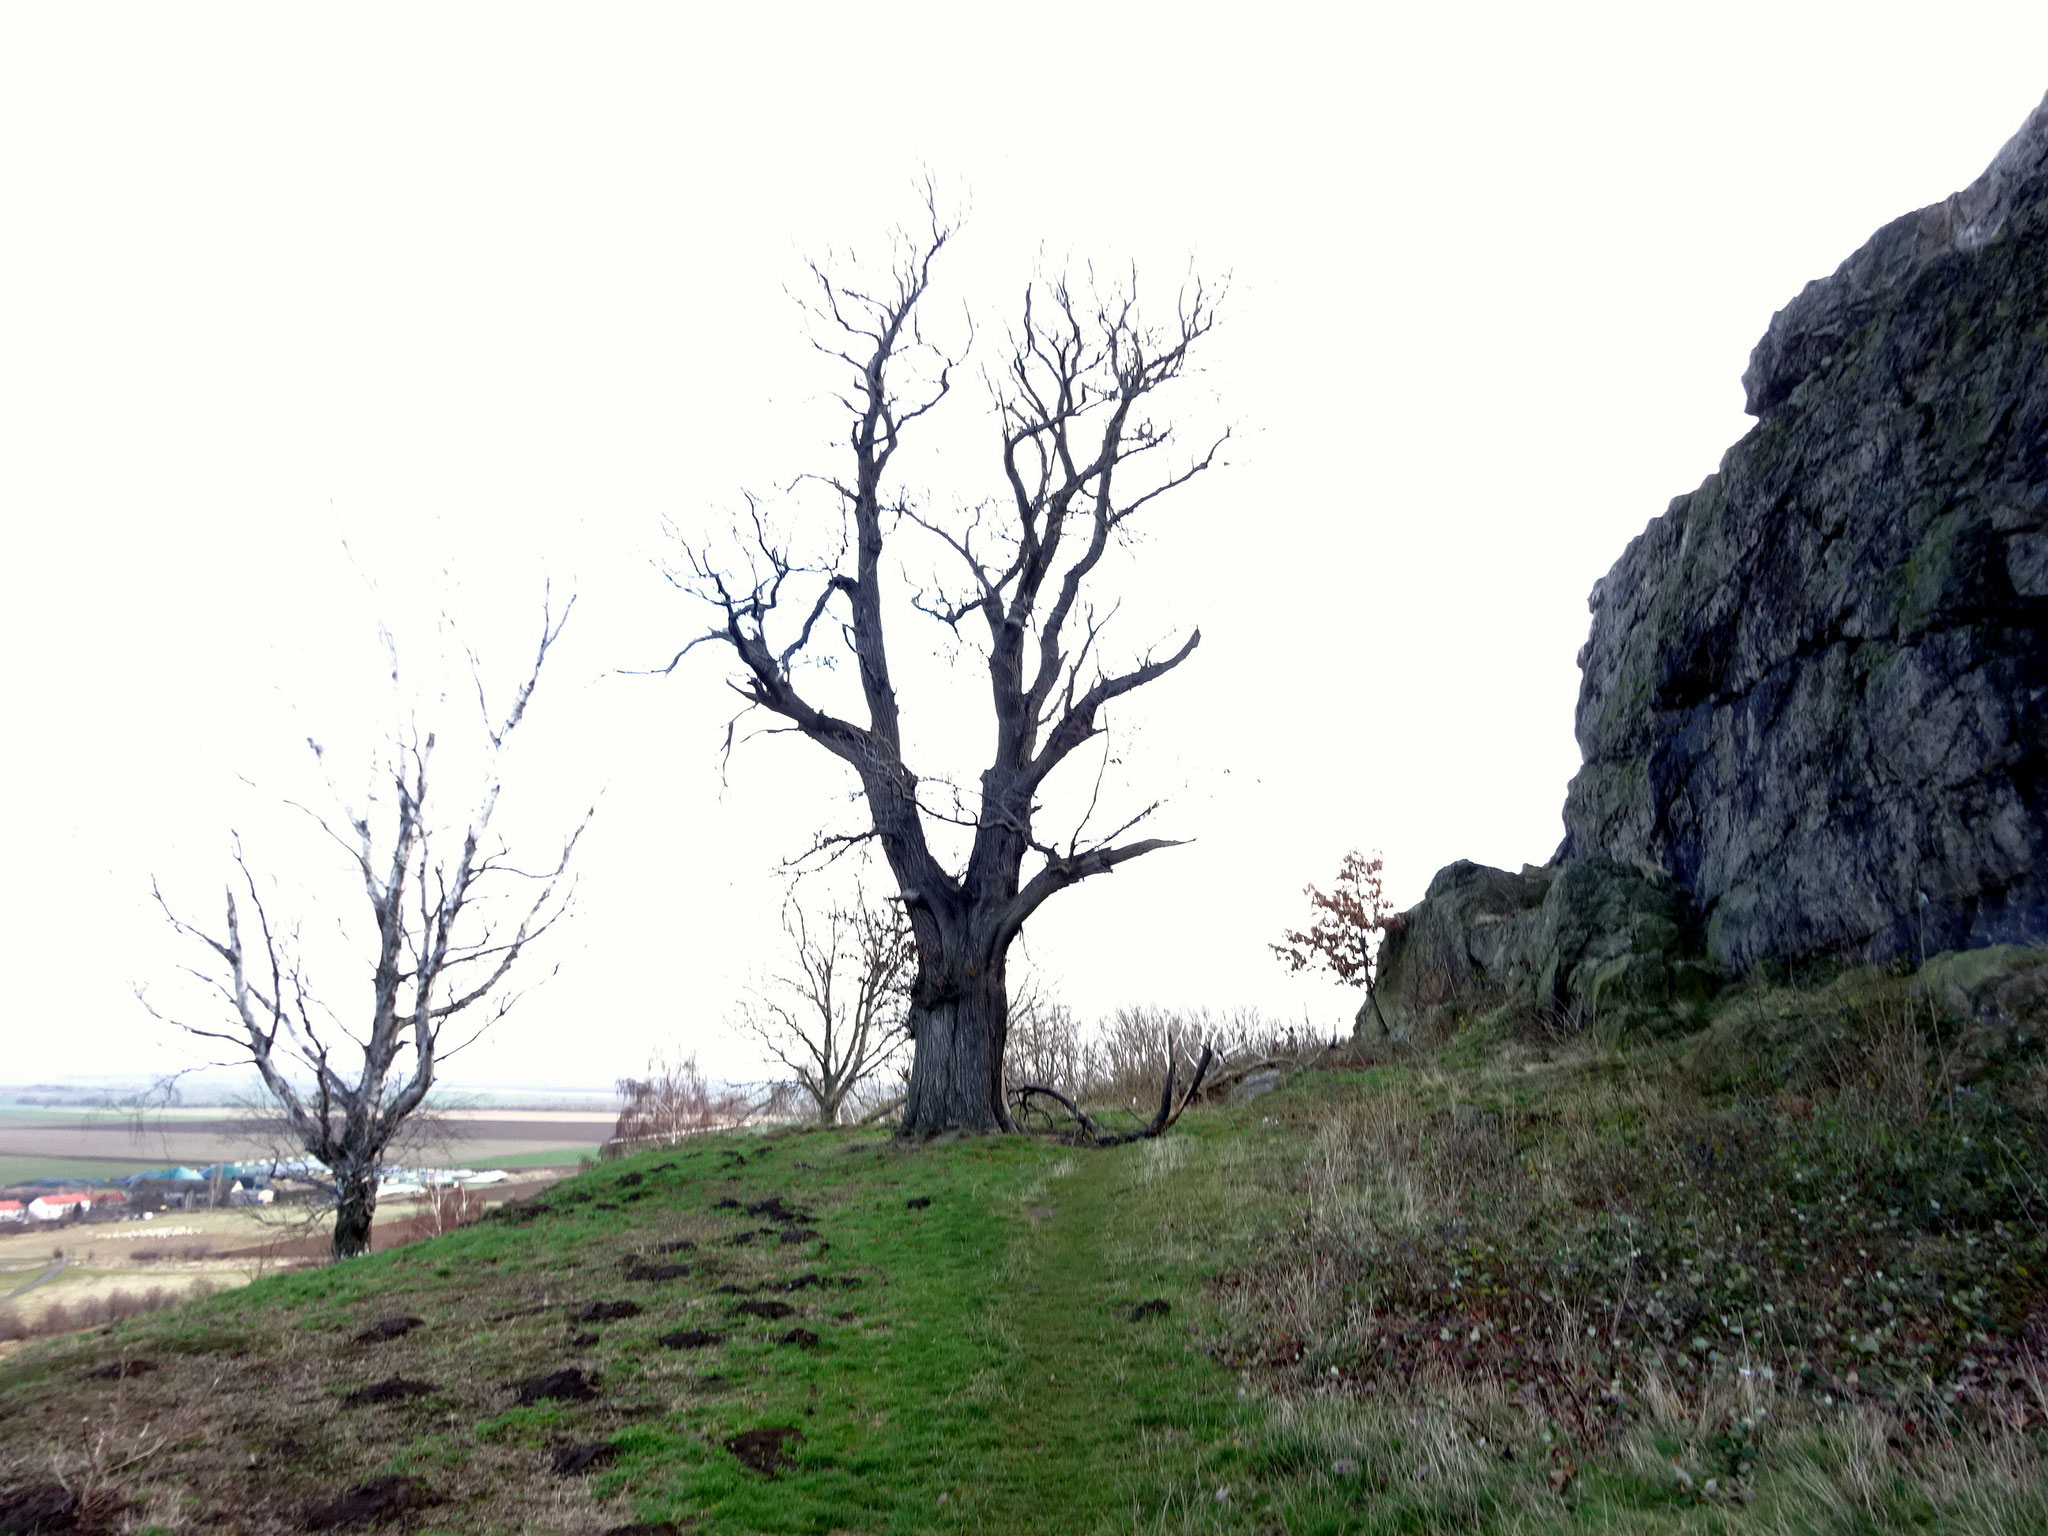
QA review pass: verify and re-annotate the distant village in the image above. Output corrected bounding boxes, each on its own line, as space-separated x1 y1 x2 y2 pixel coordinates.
0 1162 511 1229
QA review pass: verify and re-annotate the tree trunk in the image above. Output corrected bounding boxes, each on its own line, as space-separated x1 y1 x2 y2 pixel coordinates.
332 1166 378 1261
900 948 1013 1135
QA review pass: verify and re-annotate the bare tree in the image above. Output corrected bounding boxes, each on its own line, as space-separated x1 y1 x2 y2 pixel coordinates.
148 605 586 1260
738 883 914 1126
666 201 1224 1135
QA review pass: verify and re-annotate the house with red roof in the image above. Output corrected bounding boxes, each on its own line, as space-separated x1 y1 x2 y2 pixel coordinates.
0 1199 24 1223
25 1190 124 1221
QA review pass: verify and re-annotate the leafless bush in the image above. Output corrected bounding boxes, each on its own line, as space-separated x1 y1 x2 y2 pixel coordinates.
1005 987 1332 1111
0 1280 218 1342
1006 978 1092 1097
606 1052 757 1157
376 1184 490 1248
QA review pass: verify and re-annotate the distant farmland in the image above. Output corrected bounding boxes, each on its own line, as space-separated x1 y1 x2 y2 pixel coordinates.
0 1106 614 1183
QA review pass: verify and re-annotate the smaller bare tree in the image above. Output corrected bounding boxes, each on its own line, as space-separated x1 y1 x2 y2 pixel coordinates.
738 884 915 1126
148 604 586 1261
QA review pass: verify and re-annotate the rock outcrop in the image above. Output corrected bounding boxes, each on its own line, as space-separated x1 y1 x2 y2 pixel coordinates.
1363 857 1708 1038
1366 93 2048 1039
1564 92 2048 975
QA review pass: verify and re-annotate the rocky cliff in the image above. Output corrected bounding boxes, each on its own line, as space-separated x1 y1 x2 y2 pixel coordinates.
1562 91 2048 973
1367 93 2048 1038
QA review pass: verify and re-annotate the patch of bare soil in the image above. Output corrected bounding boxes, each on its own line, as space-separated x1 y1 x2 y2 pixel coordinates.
721 1425 801 1478
341 1377 435 1408
657 1330 722 1350
622 1259 690 1282
572 1301 641 1323
512 1368 597 1406
549 1443 617 1477
732 1300 794 1321
775 1328 819 1349
352 1317 422 1344
302 1475 438 1530
82 1360 155 1380
0 1483 82 1535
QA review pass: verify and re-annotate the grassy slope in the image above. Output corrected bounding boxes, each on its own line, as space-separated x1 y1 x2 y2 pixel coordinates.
2 979 2045 1535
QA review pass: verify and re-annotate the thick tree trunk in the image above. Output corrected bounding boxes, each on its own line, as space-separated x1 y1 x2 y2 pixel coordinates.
332 1165 378 1261
900 949 1014 1136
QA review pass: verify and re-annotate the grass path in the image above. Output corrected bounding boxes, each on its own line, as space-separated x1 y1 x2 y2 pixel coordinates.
617 1133 1248 1534
957 1146 1235 1533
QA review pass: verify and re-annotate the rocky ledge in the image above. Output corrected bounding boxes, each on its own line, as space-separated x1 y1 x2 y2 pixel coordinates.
1368 92 2048 1039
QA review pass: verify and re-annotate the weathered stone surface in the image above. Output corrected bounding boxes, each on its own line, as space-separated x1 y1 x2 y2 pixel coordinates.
1913 943 2048 1028
1362 856 1698 1038
1914 944 2048 1079
1361 860 1551 1038
1225 1067 1286 1104
1561 92 2048 974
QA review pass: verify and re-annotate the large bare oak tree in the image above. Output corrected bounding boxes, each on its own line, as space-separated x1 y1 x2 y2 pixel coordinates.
668 208 1223 1135
150 606 586 1258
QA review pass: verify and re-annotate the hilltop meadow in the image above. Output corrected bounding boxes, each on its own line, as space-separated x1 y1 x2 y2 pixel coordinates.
3 963 2045 1535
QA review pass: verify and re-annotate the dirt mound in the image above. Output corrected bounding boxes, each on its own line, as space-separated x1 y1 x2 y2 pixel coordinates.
352 1317 423 1344
573 1300 642 1323
512 1368 597 1405
776 1328 819 1349
1128 1299 1171 1322
746 1196 811 1223
550 1442 618 1476
905 1196 931 1209
604 1524 680 1536
84 1359 156 1380
622 1259 690 1282
302 1475 437 1530
657 1329 722 1350
733 1300 795 1321
722 1425 802 1478
653 1239 695 1253
341 1377 435 1408
0 1484 80 1535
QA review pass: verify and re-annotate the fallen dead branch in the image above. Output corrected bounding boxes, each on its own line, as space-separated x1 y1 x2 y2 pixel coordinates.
1011 1044 1215 1145
855 1093 906 1129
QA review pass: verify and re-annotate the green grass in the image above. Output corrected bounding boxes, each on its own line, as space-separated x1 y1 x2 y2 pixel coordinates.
2 973 2045 1533
0 1153 152 1185
469 1146 603 1170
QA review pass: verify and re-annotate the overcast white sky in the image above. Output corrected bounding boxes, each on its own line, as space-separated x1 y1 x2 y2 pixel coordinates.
4 5 2045 1091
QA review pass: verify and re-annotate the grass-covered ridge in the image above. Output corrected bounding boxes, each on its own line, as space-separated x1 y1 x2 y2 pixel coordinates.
2 961 2045 1533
